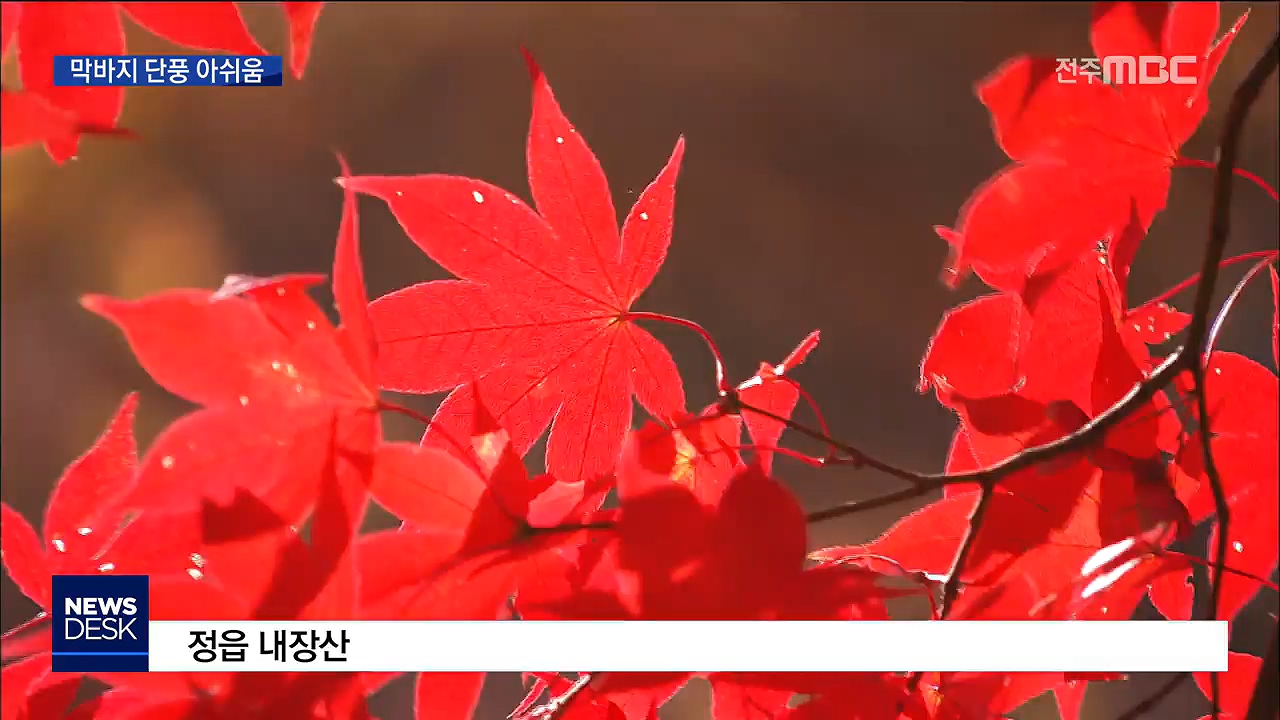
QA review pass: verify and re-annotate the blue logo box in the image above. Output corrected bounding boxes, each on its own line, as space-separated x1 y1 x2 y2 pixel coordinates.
52 54 284 87
52 575 149 673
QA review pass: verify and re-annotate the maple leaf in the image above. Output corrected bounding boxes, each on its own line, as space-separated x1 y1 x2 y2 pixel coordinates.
1162 352 1279 622
3 1 323 161
0 393 363 713
1126 298 1193 345
941 2 1247 291
356 395 608 720
1 88 134 156
708 676 794 720
622 410 743 506
343 52 687 485
772 674 907 720
508 430 906 718
413 671 485 720
921 248 1182 463
512 672 678 720
63 673 373 720
815 507 1181 718
281 2 324 79
359 393 605 621
0 393 141 614
0 652 80 720
531 427 904 625
735 330 821 473
1194 651 1263 720
80 159 376 569
820 433 1189 619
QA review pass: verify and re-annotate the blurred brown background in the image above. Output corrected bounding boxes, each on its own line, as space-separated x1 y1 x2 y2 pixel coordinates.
2 3 1277 719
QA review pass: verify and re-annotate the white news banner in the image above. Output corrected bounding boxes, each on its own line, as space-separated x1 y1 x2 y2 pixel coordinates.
149 620 1229 673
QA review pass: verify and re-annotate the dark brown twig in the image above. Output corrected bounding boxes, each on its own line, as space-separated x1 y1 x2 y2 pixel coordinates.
1182 29 1279 720
522 673 594 719
939 483 995 619
738 349 1186 523
1246 626 1279 720
1113 674 1190 720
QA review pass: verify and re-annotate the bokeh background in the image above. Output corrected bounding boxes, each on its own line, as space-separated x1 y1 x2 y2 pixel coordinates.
3 3 1277 718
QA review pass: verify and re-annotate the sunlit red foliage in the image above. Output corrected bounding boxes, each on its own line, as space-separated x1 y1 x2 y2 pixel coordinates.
2 2 1277 719
0 1 324 162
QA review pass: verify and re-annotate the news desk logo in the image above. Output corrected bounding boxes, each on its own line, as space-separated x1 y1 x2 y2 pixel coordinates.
52 575 149 672
1055 55 1200 86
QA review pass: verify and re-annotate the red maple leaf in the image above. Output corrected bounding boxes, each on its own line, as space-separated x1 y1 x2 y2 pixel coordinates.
530 424 903 622
1194 651 1264 720
0 87 134 155
616 410 743 506
770 674 906 720
0 394 140 614
939 1 1246 291
80 158 376 545
507 427 906 716
512 672 678 720
1 653 80 720
813 487 1185 717
56 672 373 720
360 401 606 614
342 52 687 486
1160 352 1279 622
921 248 1184 469
281 2 324 79
356 395 607 720
735 330 821 473
2 1 324 162
0 392 366 716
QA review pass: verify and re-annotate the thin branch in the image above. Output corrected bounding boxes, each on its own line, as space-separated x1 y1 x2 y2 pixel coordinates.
782 376 838 458
1113 674 1189 720
1162 548 1280 593
732 397 938 487
793 350 1184 523
1176 156 1280 202
939 483 995 619
1142 249 1278 310
377 399 435 428
628 311 731 394
1184 29 1279 720
1205 256 1277 358
1246 626 1279 720
522 673 594 719
806 483 938 524
376 400 488 477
